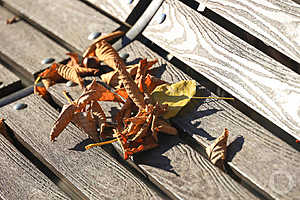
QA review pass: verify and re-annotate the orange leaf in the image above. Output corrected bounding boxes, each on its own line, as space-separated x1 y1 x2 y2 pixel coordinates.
34 84 48 97
144 74 167 93
66 52 79 67
39 63 63 82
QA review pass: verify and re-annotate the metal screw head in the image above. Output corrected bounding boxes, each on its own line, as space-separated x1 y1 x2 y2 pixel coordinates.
13 103 27 110
119 53 129 60
128 0 133 4
66 80 76 87
41 58 55 64
88 32 101 40
158 13 166 24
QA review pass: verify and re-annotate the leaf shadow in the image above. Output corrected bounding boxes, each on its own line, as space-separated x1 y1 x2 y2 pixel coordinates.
174 86 224 141
69 138 94 152
226 135 244 162
133 134 181 177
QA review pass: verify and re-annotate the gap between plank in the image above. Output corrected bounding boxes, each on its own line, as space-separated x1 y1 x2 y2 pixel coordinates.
139 35 300 152
1 122 89 200
46 91 173 200
0 1 82 55
138 34 299 199
179 0 300 75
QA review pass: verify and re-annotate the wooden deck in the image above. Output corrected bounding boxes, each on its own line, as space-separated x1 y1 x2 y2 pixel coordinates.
0 0 299 199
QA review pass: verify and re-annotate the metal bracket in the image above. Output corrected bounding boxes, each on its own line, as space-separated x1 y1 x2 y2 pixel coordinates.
113 0 164 51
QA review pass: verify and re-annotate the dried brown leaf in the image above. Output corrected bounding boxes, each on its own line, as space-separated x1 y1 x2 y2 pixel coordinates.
66 53 99 75
95 40 123 70
115 59 145 109
39 63 63 82
56 64 84 88
83 31 124 58
72 112 99 142
50 104 76 141
206 128 229 170
6 16 19 24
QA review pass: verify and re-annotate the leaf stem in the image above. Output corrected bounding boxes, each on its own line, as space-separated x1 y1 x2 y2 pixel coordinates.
192 96 234 100
85 138 118 150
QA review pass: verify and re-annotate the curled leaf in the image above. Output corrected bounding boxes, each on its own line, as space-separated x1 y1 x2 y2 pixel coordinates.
151 80 196 119
50 104 76 141
56 64 84 88
95 40 123 70
83 31 124 58
206 128 229 170
115 59 145 109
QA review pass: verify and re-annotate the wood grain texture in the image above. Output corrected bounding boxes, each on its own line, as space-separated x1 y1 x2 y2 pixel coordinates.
0 95 162 200
0 7 67 80
3 0 119 52
0 134 70 199
142 0 300 141
195 0 300 64
0 63 21 97
86 0 138 22
120 41 300 200
48 41 259 200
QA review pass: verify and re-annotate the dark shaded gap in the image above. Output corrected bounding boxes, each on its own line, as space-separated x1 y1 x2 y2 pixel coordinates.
1 121 89 200
177 129 273 200
0 1 82 54
0 55 33 87
139 35 300 152
179 0 300 74
138 34 299 199
48 92 172 200
78 0 130 27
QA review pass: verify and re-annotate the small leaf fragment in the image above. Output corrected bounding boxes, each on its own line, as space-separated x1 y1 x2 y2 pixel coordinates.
151 80 196 119
206 128 229 170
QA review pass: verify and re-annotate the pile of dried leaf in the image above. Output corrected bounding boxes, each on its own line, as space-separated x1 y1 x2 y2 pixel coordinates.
34 31 230 166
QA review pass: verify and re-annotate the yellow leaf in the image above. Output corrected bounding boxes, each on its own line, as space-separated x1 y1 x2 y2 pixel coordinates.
151 80 196 119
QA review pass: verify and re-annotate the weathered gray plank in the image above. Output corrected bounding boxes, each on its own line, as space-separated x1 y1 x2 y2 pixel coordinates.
0 133 70 199
0 63 21 97
120 41 300 200
0 7 67 80
0 95 163 200
142 0 300 141
49 41 259 200
195 0 300 64
85 0 138 22
3 0 120 52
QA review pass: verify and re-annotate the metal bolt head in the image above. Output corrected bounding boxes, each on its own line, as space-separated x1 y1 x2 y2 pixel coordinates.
41 58 55 64
13 103 27 110
66 80 76 87
119 53 129 60
158 13 166 24
88 32 102 40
